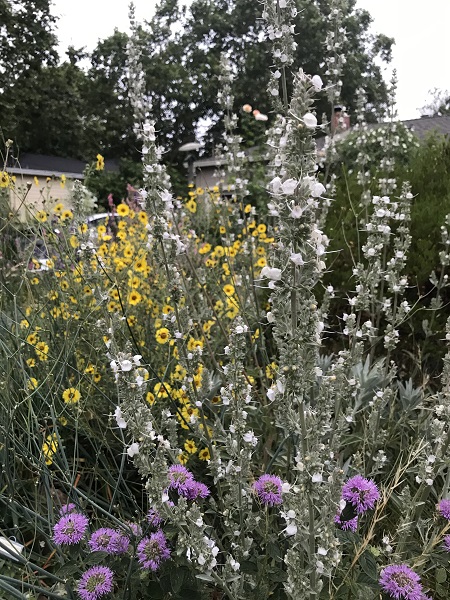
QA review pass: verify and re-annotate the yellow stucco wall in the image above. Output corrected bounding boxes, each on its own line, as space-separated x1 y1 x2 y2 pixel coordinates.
8 175 76 222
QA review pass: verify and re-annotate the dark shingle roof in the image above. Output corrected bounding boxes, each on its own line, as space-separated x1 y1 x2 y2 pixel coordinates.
401 115 450 138
194 116 450 167
7 153 120 176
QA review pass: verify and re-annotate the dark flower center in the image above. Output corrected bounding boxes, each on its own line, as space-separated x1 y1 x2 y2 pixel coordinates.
145 540 160 559
86 574 106 592
391 573 413 588
97 534 111 548
263 482 279 493
63 520 76 534
351 486 368 500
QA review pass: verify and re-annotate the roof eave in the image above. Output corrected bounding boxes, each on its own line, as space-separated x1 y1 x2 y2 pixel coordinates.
7 168 85 179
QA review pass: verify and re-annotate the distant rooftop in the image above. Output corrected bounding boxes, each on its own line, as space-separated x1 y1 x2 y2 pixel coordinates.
401 115 450 138
7 153 120 178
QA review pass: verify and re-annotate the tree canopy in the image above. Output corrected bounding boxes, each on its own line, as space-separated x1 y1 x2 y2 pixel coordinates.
1 0 395 200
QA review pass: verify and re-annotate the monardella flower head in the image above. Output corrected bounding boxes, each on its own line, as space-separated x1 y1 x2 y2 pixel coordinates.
59 503 77 516
379 564 423 600
126 522 142 537
88 528 130 555
167 465 194 494
443 534 450 552
147 508 163 527
253 474 283 506
334 512 358 532
182 480 210 500
341 475 380 514
437 498 450 519
53 512 89 545
137 530 171 571
77 566 114 600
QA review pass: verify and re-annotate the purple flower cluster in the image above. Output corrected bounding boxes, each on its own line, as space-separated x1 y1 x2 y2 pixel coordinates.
253 474 283 506
137 530 171 571
59 503 77 516
78 566 114 600
167 465 210 500
333 512 358 532
443 534 450 552
341 475 380 514
379 564 428 600
334 475 379 531
88 528 130 555
147 509 163 527
53 512 89 545
125 522 142 537
437 498 450 519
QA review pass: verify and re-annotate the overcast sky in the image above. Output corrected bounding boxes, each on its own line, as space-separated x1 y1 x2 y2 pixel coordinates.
52 0 450 120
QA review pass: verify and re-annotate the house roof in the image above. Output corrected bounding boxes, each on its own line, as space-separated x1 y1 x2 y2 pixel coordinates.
195 115 450 169
399 115 450 138
6 153 120 177
194 146 265 169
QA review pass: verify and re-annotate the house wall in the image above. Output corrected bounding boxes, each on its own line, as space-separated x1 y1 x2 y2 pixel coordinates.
194 166 222 190
8 176 75 222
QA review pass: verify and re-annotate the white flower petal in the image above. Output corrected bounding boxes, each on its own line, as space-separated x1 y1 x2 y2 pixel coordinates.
303 112 318 128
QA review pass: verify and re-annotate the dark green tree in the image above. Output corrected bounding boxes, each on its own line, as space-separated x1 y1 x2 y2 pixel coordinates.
138 0 394 153
0 0 58 82
3 60 88 158
0 0 58 143
83 31 138 160
1 0 395 198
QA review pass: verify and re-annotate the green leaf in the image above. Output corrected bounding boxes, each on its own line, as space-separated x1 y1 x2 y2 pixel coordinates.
170 567 186 593
178 590 203 600
84 551 109 565
356 572 380 588
436 567 447 584
240 560 258 574
146 581 164 599
159 575 172 594
267 541 281 560
55 561 79 578
268 570 288 583
195 573 215 582
359 550 378 582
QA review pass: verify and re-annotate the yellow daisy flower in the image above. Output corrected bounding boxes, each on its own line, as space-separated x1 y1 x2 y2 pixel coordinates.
137 211 148 225
62 388 81 404
184 439 197 454
155 328 170 344
35 210 48 223
186 199 197 213
35 341 49 361
178 453 189 465
60 209 73 222
96 153 105 170
199 448 211 461
223 284 235 297
116 203 130 217
128 290 142 306
154 382 171 398
0 171 10 188
27 377 38 390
